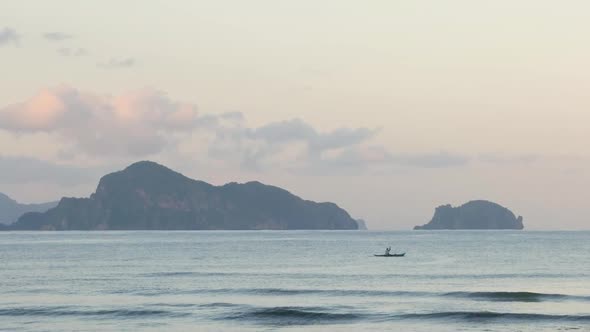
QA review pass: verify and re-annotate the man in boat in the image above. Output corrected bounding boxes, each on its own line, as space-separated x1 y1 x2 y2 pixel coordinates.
385 247 391 255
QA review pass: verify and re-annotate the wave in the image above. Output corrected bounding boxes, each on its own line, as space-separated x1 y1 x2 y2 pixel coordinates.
198 302 245 308
395 311 590 322
123 287 590 303
234 288 428 297
224 306 363 325
237 288 590 303
444 291 590 302
0 306 187 318
123 287 426 297
212 288 590 303
138 271 589 279
141 272 197 277
148 302 242 309
223 306 590 325
7 304 588 325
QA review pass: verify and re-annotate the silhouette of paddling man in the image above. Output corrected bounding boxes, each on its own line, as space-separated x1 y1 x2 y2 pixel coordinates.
385 247 391 255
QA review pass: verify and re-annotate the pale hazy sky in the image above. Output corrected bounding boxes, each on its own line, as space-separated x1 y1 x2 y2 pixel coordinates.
1 1 589 229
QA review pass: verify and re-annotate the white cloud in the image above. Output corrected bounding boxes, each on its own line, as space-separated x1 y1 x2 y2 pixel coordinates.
0 27 19 46
391 151 470 168
57 47 87 57
98 58 135 69
477 153 538 165
0 155 99 185
43 32 73 41
208 118 381 172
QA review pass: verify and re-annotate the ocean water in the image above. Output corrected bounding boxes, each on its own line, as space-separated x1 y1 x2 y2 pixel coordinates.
0 231 589 331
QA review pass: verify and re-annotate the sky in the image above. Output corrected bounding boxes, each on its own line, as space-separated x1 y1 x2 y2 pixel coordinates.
1 0 589 230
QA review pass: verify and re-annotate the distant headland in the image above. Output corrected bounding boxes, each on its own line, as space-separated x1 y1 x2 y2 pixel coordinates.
5 161 360 231
414 200 524 230
0 193 57 225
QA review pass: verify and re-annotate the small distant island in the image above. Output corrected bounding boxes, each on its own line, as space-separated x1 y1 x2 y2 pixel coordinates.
5 161 360 231
0 193 57 225
414 200 524 230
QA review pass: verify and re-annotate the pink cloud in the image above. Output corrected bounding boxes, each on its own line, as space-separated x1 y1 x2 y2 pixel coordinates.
0 86 205 156
0 88 67 131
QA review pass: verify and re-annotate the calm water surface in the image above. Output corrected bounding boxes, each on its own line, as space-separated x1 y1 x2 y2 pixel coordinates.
1 231 589 331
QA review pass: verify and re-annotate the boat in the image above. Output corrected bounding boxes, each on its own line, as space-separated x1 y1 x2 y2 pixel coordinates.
374 253 405 257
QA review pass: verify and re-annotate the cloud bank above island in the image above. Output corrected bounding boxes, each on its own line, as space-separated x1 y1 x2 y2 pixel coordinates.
0 86 468 175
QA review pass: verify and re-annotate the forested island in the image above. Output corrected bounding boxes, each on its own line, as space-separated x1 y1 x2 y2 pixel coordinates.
414 200 524 230
5 161 360 231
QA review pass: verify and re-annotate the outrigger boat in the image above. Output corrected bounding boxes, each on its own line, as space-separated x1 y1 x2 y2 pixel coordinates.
374 253 405 257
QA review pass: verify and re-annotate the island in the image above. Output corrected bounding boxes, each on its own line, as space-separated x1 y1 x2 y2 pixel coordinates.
0 193 57 225
414 200 524 230
7 161 359 231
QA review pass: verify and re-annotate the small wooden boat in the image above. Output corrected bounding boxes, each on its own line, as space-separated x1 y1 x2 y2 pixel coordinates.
374 253 405 257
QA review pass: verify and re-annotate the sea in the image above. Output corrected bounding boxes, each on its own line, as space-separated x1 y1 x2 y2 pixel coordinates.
0 231 589 331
